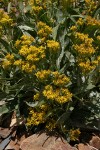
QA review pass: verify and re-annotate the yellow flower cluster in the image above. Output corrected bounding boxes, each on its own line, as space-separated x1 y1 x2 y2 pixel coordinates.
35 70 70 86
5 53 14 60
74 32 95 56
37 21 52 39
39 104 48 111
69 129 81 141
29 0 50 6
14 59 23 66
97 35 100 42
79 61 97 74
0 9 13 25
74 44 95 56
77 18 84 26
29 0 43 7
47 40 60 52
43 85 57 100
0 9 13 36
27 102 50 126
2 60 11 69
27 99 50 126
52 71 70 86
46 119 56 131
2 53 14 69
33 70 71 104
75 32 93 44
14 35 46 73
35 70 51 81
70 25 77 31
2 22 59 74
14 59 36 73
86 16 100 26
73 32 98 74
85 0 97 13
70 14 100 33
33 93 40 101
32 6 43 13
27 109 45 126
21 46 45 61
19 45 29 56
29 0 43 13
21 62 36 73
15 35 34 48
29 0 48 14
43 85 72 104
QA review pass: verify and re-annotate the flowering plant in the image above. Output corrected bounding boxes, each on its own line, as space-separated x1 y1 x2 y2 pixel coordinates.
0 0 100 141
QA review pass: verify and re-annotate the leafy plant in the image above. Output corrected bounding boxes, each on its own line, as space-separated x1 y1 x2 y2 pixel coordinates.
0 0 100 141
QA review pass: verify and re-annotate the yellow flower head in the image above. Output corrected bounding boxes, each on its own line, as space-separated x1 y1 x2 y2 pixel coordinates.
15 40 21 48
32 6 43 13
27 109 45 126
47 40 60 52
33 93 40 101
19 45 29 56
75 32 93 44
56 88 72 104
97 36 100 41
69 129 81 141
35 70 51 81
86 16 100 26
37 21 52 38
52 71 70 86
20 35 34 45
40 104 48 111
2 60 11 69
43 85 72 104
85 0 97 13
70 25 77 31
14 59 23 66
79 61 96 74
5 53 14 61
21 62 36 73
0 9 13 25
46 119 56 131
77 18 84 26
73 44 95 56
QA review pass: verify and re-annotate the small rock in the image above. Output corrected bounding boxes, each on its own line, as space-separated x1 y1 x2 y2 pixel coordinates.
5 140 19 150
20 132 78 150
89 136 100 150
0 135 11 150
0 128 11 138
77 144 91 150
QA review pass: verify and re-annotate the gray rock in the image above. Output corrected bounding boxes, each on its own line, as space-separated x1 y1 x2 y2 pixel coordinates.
89 136 100 150
20 132 77 150
0 128 11 138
